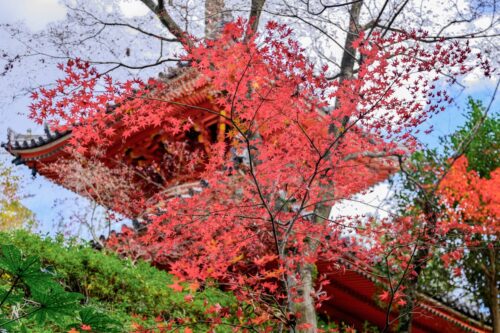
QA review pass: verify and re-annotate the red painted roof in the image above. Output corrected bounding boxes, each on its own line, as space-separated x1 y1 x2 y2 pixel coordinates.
318 262 492 333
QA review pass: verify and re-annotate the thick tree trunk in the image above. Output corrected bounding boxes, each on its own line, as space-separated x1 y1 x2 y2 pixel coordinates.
288 263 317 332
249 0 266 32
333 0 363 127
337 1 363 81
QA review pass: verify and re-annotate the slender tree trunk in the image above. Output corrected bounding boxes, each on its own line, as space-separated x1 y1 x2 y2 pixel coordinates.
490 279 499 333
397 203 437 333
397 271 420 333
286 201 332 332
290 3 365 323
487 247 499 333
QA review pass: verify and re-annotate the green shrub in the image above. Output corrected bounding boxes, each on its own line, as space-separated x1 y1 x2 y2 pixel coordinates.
0 243 121 332
0 230 241 332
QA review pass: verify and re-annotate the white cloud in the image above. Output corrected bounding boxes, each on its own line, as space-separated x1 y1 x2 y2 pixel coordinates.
118 0 149 17
0 0 66 30
330 181 394 220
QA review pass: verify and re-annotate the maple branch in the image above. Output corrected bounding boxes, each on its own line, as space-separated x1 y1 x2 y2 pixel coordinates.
294 119 321 157
69 5 179 42
289 0 363 16
279 1 359 64
98 58 181 75
303 197 398 218
343 150 395 161
207 51 283 260
375 25 500 43
94 21 179 42
138 87 285 251
280 69 402 242
139 97 230 120
308 213 363 230
380 0 410 38
279 67 409 265
366 0 390 40
232 106 281 257
382 234 420 332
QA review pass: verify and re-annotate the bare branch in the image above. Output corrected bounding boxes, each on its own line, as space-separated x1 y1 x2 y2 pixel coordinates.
139 0 192 47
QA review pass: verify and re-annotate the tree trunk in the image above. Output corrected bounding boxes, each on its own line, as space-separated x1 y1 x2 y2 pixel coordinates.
284 201 332 332
487 247 499 333
397 203 437 333
338 1 363 81
288 263 317 332
490 280 499 333
397 276 418 333
333 0 362 131
249 0 266 32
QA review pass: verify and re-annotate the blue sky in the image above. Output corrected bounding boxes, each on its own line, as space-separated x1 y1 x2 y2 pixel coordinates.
418 82 499 148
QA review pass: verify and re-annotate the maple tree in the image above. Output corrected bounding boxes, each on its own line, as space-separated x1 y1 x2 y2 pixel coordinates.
27 18 489 332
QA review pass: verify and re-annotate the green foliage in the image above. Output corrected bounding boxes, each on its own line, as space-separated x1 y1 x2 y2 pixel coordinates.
317 317 380 332
449 97 499 178
0 230 243 332
68 308 122 333
0 244 120 332
0 162 36 230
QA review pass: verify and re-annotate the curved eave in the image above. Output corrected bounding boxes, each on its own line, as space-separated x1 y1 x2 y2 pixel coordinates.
317 260 492 333
418 294 492 333
9 132 72 155
5 132 72 164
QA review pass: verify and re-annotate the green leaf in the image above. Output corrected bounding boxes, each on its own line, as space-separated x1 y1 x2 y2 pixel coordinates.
0 287 23 305
30 288 83 325
0 245 23 274
67 307 122 333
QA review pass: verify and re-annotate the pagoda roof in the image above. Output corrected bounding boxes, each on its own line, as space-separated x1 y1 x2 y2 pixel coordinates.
318 258 492 333
1 64 206 168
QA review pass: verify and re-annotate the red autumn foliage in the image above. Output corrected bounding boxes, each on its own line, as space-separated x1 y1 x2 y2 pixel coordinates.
29 19 486 329
438 156 499 234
